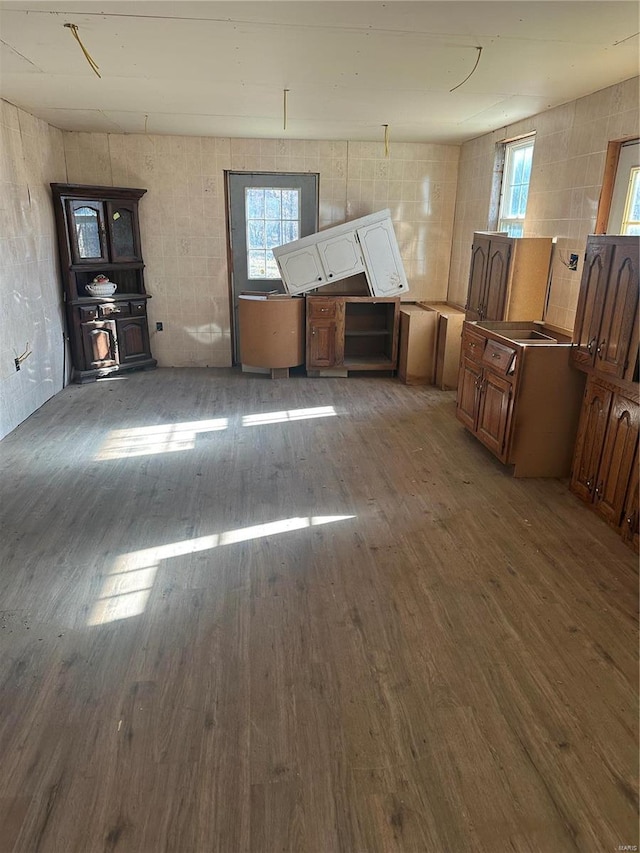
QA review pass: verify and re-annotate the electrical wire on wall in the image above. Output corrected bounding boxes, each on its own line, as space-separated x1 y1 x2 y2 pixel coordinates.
283 89 289 131
64 23 101 78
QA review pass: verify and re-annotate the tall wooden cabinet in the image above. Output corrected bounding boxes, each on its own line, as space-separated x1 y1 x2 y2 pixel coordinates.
465 232 553 322
51 183 156 383
569 235 639 550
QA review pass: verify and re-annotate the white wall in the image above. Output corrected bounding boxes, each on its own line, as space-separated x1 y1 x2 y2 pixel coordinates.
0 101 67 441
448 77 639 330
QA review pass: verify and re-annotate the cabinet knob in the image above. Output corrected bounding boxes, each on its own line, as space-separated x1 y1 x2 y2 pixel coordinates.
587 338 596 354
317 277 322 281
596 339 606 358
491 352 500 358
328 274 333 278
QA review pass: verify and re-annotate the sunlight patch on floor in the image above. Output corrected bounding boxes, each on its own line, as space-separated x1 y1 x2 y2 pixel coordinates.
95 407 337 460
87 513 355 626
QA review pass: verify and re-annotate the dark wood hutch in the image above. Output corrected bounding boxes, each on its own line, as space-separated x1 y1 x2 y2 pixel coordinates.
50 183 156 383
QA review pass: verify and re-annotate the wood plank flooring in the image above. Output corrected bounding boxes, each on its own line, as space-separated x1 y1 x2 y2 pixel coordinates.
0 367 637 853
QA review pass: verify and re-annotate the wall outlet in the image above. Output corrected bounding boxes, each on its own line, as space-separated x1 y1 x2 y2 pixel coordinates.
156 322 164 331
569 253 579 271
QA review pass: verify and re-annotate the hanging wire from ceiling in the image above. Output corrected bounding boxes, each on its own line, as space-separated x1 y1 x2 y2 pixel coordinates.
64 23 101 78
283 89 290 131
450 46 482 92
382 124 390 158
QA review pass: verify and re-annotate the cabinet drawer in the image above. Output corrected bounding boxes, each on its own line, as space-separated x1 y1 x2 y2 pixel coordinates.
99 302 131 318
482 339 516 374
130 300 147 316
79 306 98 320
461 329 485 361
308 299 337 319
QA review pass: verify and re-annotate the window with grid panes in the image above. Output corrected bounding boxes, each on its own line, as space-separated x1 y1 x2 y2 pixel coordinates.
498 137 535 237
245 187 300 279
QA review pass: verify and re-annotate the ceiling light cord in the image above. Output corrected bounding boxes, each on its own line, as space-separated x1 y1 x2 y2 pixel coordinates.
64 23 101 78
283 89 289 131
450 46 482 92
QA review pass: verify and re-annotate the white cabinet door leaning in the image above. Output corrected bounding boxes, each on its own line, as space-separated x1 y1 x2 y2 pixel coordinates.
273 209 409 298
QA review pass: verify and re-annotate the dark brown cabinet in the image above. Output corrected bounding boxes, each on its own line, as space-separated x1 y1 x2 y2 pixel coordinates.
569 235 639 550
51 183 156 382
306 296 399 374
465 233 553 322
570 236 639 381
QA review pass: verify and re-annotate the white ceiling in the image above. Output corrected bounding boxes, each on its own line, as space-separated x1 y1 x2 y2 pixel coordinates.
0 1 638 144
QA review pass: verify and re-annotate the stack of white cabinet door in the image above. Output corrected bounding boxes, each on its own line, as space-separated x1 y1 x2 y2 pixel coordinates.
272 209 410 298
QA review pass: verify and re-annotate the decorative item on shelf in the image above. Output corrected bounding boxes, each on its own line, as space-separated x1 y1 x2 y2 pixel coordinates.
86 275 117 297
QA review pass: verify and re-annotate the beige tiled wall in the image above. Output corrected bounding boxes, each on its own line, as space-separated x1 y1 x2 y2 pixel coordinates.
0 100 67 441
62 132 459 367
448 77 639 330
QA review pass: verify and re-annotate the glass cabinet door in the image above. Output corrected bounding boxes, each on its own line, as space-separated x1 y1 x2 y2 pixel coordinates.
106 201 142 262
67 200 108 264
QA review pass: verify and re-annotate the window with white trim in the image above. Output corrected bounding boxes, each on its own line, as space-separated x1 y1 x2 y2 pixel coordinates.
498 137 535 237
621 167 640 235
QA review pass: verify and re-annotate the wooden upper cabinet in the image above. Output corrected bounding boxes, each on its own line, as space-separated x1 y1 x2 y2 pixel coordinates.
464 233 551 322
571 236 639 379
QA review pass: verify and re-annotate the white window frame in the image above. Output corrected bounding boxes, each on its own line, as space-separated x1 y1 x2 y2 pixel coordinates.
620 166 640 235
498 136 535 237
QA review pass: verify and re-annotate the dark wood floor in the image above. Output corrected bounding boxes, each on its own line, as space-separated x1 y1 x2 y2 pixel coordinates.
0 368 637 853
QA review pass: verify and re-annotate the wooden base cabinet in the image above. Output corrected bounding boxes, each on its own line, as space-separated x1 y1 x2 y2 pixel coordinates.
51 183 156 383
456 322 585 477
306 296 399 374
570 377 639 549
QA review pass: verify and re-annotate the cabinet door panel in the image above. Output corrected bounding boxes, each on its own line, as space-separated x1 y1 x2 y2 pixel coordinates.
307 321 337 368
106 201 142 262
316 232 365 281
465 237 489 320
81 320 118 368
571 242 613 370
456 356 482 431
276 246 326 294
620 449 639 549
596 242 639 378
594 393 639 525
483 240 511 321
67 200 108 264
117 318 151 363
356 219 409 296
476 371 513 458
570 381 613 502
